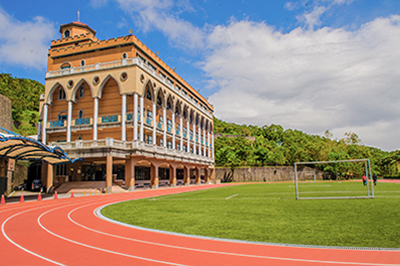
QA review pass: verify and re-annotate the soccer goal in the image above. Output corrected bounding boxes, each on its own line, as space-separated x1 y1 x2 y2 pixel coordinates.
294 159 374 200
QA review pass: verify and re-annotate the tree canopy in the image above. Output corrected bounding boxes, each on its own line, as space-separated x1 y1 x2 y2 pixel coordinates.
0 73 44 136
213 117 399 178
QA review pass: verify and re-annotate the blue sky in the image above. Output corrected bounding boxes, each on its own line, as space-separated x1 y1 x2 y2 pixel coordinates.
0 0 399 151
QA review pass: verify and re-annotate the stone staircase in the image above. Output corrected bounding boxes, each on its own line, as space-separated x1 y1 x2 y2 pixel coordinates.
56 181 127 194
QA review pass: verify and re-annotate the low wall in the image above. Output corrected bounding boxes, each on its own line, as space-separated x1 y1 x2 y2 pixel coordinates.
215 166 324 182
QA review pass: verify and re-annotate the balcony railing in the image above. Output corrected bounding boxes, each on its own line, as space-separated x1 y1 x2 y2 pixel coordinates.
101 115 119 124
127 113 133 121
145 117 152 126
74 117 91 126
49 120 65 128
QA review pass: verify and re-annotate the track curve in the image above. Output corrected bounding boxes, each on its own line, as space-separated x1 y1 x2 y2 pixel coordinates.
1 184 399 266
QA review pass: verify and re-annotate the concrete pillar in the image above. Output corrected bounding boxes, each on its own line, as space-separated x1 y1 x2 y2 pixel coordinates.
184 166 190 186
134 93 138 140
47 163 53 193
209 168 215 183
195 167 201 185
67 100 72 142
140 96 144 142
6 159 15 195
125 157 136 191
125 158 131 190
93 97 99 140
204 168 209 184
169 164 176 187
150 163 159 189
42 104 48 144
121 94 127 141
106 156 113 193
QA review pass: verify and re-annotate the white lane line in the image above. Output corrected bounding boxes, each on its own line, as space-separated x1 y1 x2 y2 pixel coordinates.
1 206 67 266
68 203 398 266
38 205 186 266
225 194 239 200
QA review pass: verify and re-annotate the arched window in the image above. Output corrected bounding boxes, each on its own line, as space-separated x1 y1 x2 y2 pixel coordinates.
122 52 127 59
175 106 179 116
80 60 85 66
79 85 84 98
58 111 68 122
78 109 84 119
183 110 187 119
157 95 162 106
167 100 172 110
58 88 66 100
60 63 71 69
146 89 152 100
77 135 83 140
64 30 70 38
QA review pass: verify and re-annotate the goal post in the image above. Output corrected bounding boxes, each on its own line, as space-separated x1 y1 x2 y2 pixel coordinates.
294 159 374 200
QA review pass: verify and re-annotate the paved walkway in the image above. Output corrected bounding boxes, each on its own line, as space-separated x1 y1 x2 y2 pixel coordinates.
0 184 399 266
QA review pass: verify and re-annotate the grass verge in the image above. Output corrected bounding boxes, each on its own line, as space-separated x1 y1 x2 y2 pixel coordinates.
101 182 399 248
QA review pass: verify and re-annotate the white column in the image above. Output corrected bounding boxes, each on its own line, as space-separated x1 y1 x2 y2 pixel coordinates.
198 126 201 155
208 129 211 157
67 100 72 142
42 104 48 144
211 133 214 158
180 116 183 151
203 128 206 156
121 94 126 141
163 108 167 147
186 120 190 152
193 123 196 154
134 93 138 140
152 102 156 145
172 112 175 149
93 97 98 140
140 96 144 142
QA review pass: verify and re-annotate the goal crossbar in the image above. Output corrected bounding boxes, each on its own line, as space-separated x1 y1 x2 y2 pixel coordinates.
294 159 374 200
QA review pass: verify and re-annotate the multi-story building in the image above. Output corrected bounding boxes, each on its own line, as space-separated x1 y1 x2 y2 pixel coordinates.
40 21 215 192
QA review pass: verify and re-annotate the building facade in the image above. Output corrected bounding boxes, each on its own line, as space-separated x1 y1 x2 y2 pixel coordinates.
40 22 215 192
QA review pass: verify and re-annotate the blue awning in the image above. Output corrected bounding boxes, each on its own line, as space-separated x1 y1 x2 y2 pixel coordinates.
0 127 81 165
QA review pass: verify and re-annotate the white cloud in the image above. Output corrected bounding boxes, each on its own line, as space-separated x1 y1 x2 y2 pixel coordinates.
115 0 205 50
205 16 400 151
0 7 56 69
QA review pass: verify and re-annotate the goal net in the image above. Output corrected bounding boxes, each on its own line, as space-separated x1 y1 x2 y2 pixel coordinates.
294 159 374 200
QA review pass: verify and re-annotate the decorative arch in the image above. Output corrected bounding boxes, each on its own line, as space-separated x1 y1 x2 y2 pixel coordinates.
175 100 181 117
47 82 66 105
166 94 174 112
156 88 165 108
71 78 93 101
98 74 120 98
182 105 189 120
143 80 154 102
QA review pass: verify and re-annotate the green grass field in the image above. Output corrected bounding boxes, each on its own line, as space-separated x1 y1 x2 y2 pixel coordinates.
101 182 400 248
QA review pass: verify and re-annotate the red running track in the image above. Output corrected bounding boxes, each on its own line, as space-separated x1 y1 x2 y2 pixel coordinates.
0 184 399 266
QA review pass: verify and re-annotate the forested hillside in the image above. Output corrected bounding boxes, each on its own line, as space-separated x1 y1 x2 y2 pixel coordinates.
214 117 399 177
0 73 44 136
